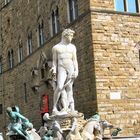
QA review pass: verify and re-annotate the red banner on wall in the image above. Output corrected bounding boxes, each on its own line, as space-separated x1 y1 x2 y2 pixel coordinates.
40 95 49 113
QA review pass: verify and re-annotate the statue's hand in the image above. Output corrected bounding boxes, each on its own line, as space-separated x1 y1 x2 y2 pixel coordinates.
72 71 78 78
50 67 56 74
49 68 57 81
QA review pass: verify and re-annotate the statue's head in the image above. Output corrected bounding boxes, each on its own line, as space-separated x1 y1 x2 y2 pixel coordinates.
62 29 75 43
43 113 50 121
6 107 12 113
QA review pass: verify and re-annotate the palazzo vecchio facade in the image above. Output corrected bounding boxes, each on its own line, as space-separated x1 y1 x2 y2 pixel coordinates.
0 0 140 136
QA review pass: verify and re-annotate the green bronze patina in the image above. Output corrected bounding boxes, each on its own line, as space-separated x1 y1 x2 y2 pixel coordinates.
7 106 33 140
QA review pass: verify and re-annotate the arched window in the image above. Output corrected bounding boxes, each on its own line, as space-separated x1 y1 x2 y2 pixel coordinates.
8 49 14 69
51 7 60 36
52 11 55 35
18 41 23 62
24 83 28 103
5 0 11 5
38 21 44 47
56 7 60 33
27 31 33 55
68 0 78 22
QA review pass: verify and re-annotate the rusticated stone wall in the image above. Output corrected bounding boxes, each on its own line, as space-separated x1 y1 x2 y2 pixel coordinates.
91 11 140 136
0 0 90 72
90 0 115 10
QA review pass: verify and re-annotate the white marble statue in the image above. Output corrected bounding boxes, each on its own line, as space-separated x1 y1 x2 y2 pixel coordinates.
66 118 82 140
0 133 4 140
81 114 114 140
52 121 64 140
51 29 78 115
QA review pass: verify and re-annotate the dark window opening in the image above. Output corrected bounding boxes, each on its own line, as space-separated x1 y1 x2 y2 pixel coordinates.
68 0 78 22
124 0 127 11
8 49 14 69
56 7 60 33
24 83 28 103
8 51 10 68
18 43 23 62
0 104 3 114
136 0 139 12
11 50 14 67
52 11 56 35
51 7 60 36
7 18 10 27
41 68 45 79
27 32 32 55
69 0 73 22
38 21 44 46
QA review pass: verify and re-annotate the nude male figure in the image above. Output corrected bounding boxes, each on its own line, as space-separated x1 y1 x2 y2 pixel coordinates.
52 29 78 115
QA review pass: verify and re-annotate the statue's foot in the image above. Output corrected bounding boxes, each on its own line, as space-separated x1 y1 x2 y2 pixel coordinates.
52 108 68 116
67 110 83 117
59 109 68 115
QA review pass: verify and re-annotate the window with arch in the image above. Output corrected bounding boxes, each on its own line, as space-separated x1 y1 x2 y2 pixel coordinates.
0 57 2 74
24 83 28 103
27 32 33 55
18 41 23 62
68 0 78 22
8 49 14 69
115 0 139 13
5 0 11 5
38 21 44 47
51 7 60 36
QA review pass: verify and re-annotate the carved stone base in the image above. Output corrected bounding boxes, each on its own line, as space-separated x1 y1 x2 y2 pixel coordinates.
41 112 116 140
48 112 85 129
42 112 87 140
